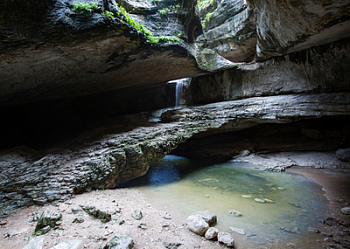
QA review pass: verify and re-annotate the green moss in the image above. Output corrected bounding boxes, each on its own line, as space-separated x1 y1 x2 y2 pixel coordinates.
73 2 98 15
117 5 180 44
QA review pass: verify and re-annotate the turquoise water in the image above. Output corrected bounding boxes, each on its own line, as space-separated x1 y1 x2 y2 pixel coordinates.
128 155 328 248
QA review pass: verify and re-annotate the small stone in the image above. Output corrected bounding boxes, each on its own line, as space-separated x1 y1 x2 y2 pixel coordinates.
4 230 18 238
131 210 142 220
72 218 84 224
138 223 147 230
241 195 251 198
228 210 242 217
341 207 350 215
230 227 246 235
205 227 219 240
187 215 209 236
217 232 234 247
0 220 7 225
163 241 182 249
71 208 80 214
254 198 265 203
194 211 217 226
277 187 285 190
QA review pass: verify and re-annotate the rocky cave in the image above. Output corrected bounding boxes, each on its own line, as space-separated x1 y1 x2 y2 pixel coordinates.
0 0 350 248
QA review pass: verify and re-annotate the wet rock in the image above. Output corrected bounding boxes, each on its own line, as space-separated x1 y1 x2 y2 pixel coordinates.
187 215 209 236
341 207 350 215
336 148 350 162
228 210 242 217
23 236 45 249
289 203 302 208
163 242 182 249
72 217 84 223
205 227 219 240
280 227 296 234
34 209 62 235
131 210 142 220
80 205 111 223
230 227 246 235
254 198 265 203
194 211 217 226
217 232 234 247
99 235 134 249
247 233 257 237
49 239 82 249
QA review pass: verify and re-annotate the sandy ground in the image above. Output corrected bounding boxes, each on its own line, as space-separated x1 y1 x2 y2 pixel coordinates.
0 188 224 249
1 163 350 249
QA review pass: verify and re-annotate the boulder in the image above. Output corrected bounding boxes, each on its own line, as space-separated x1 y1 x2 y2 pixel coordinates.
187 215 209 236
49 240 82 249
194 211 217 226
23 236 45 249
205 227 219 240
217 232 234 247
100 235 134 249
336 148 350 162
34 209 62 235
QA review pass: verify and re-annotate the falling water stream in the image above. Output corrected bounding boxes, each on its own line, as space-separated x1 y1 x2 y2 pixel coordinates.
124 155 328 248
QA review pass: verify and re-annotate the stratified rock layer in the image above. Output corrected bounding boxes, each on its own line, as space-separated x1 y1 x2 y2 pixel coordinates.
1 93 349 217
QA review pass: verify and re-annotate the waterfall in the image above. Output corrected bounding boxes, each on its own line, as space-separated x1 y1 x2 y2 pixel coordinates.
170 78 190 108
175 80 184 108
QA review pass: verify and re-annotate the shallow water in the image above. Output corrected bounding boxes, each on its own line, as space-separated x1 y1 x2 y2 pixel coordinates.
126 155 328 248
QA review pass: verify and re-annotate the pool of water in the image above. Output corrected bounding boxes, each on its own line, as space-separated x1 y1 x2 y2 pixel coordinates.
125 155 328 248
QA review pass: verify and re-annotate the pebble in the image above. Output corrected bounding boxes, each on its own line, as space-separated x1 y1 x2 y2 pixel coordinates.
241 195 251 198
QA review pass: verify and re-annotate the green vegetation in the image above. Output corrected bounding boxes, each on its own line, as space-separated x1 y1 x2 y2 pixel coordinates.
197 0 214 9
73 2 98 15
151 0 162 4
101 10 114 19
201 12 213 28
117 5 180 44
